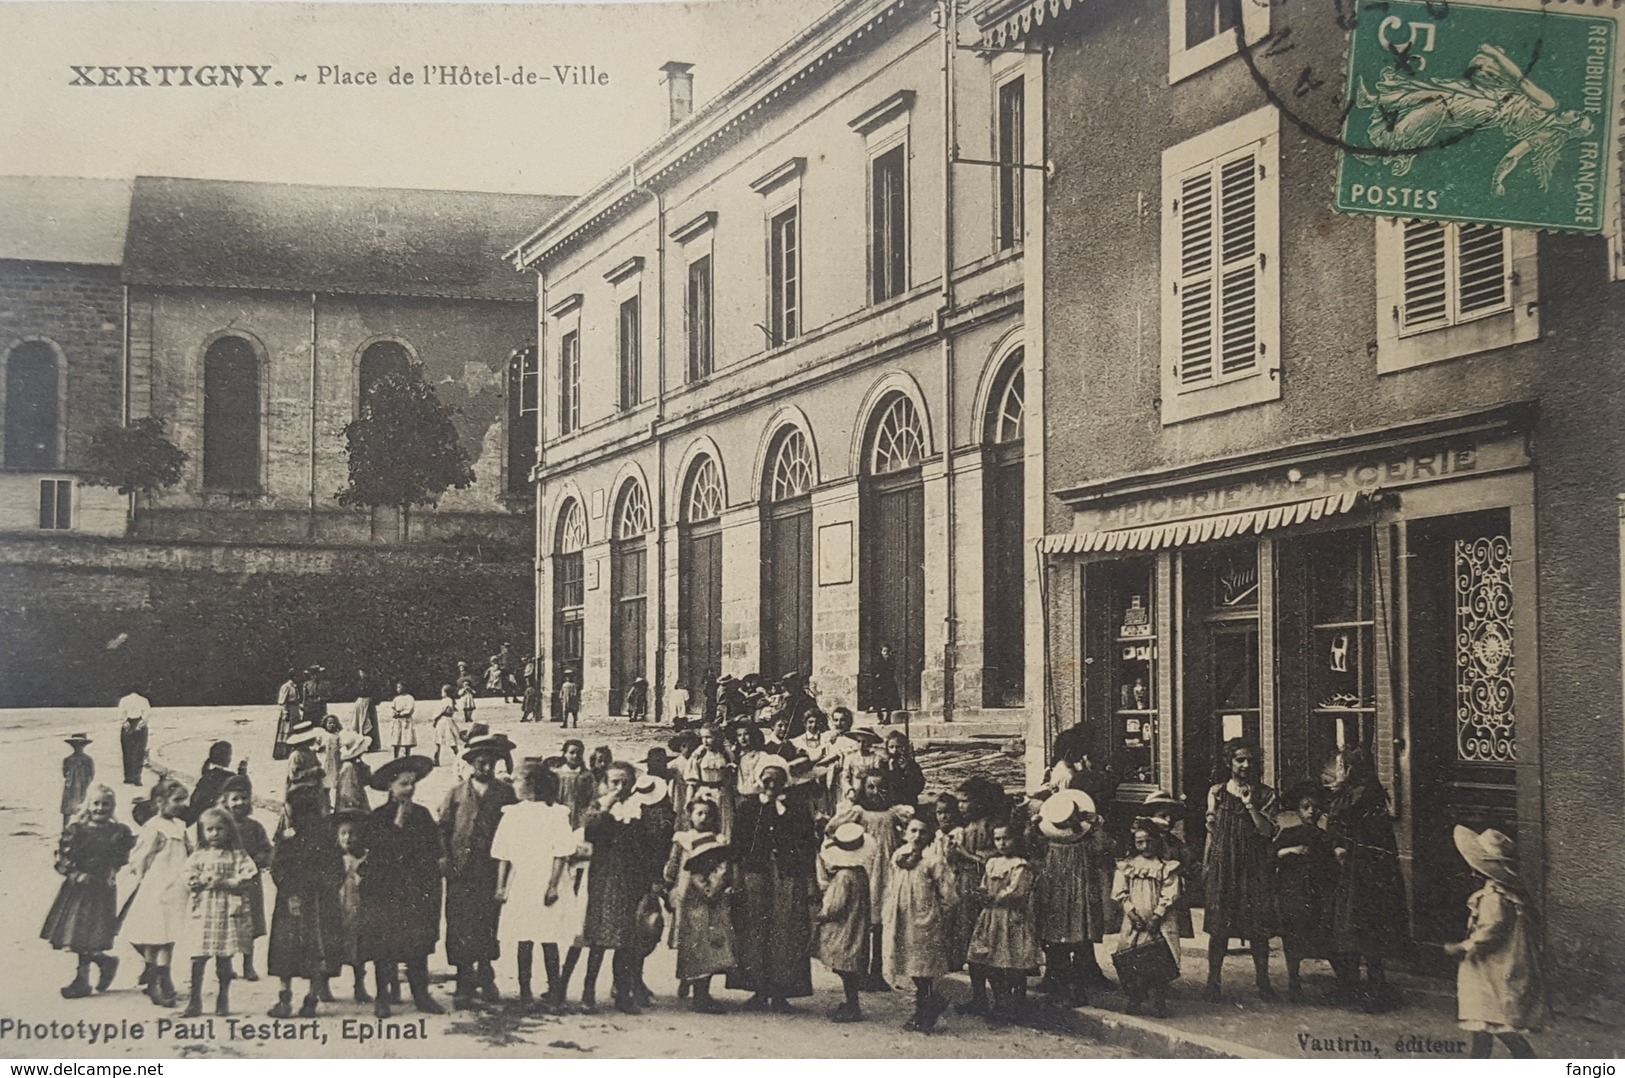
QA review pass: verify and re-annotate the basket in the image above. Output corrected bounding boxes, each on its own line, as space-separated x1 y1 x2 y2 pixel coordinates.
1111 931 1179 991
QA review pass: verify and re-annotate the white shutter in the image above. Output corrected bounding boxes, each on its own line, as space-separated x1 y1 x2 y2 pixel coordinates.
1456 225 1509 318
1217 153 1259 376
1401 221 1449 331
1176 170 1216 385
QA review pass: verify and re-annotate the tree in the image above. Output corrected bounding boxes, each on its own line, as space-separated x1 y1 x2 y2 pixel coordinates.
83 417 188 532
336 370 475 542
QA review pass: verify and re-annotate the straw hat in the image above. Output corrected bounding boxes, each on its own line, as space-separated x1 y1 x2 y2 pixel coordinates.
633 774 670 807
462 732 517 764
1037 788 1097 842
823 821 872 868
1453 825 1520 887
64 733 92 747
830 821 869 850
285 727 322 748
683 833 731 876
1140 789 1185 818
786 755 816 786
368 754 435 791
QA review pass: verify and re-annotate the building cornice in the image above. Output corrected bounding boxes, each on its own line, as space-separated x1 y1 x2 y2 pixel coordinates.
507 0 924 271
847 89 915 134
748 157 806 195
975 0 1083 50
603 256 646 285
668 210 718 243
546 292 584 318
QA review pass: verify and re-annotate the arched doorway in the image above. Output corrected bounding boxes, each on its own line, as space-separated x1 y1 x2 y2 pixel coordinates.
610 480 651 714
761 427 814 682
983 355 1025 707
679 456 724 694
860 393 926 712
553 498 587 691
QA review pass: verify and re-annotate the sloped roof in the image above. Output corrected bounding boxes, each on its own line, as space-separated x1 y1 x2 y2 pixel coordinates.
0 176 133 266
124 176 573 301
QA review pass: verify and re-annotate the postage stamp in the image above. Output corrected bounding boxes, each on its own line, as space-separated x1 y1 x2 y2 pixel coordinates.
1335 0 1617 233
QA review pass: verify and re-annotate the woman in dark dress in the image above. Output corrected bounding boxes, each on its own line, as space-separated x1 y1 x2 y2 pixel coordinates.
1202 739 1279 1001
266 782 345 1018
870 645 903 726
581 761 659 1014
42 785 134 998
728 762 816 1010
1325 748 1407 1011
358 755 445 1019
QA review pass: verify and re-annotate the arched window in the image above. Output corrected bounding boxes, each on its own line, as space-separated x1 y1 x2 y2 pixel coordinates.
861 391 926 711
4 341 60 470
553 498 587 689
869 394 925 475
359 340 412 400
614 480 651 538
762 427 815 682
684 456 724 523
986 363 1025 444
507 344 539 495
982 352 1026 708
202 336 260 491
766 428 814 502
680 456 724 693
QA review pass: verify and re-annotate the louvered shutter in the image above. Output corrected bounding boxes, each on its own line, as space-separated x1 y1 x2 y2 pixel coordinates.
1174 150 1259 385
1455 225 1508 317
1401 221 1509 332
1401 221 1449 331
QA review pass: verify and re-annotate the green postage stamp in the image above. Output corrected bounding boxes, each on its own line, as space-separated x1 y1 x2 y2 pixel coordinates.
1336 0 1617 233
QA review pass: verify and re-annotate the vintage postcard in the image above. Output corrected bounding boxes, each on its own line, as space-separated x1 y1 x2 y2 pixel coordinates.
1 0 1623 1062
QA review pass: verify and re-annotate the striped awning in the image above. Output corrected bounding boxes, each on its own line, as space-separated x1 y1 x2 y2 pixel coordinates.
1038 490 1372 555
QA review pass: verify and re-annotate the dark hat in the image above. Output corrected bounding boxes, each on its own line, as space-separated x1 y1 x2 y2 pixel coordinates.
463 732 517 764
221 774 254 798
331 807 371 826
368 754 435 791
641 747 672 768
683 834 731 876
64 733 92 747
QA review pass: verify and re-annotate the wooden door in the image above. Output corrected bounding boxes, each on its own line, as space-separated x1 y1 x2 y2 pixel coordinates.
611 540 647 713
1408 509 1518 944
761 503 813 681
679 528 722 692
553 551 585 688
983 447 1026 707
863 480 925 710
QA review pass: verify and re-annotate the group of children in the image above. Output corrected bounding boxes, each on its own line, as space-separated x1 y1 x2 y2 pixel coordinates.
43 722 1547 1055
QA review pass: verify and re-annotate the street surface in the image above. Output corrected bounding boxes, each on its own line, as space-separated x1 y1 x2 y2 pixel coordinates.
0 702 1123 1059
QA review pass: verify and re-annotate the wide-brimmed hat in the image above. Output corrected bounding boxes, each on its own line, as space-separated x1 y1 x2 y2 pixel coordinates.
1140 789 1185 818
845 727 883 749
369 754 435 791
1038 788 1097 841
633 774 670 806
786 755 816 785
285 727 322 748
641 747 672 770
331 807 371 826
64 733 92 747
462 732 517 764
683 833 731 875
340 736 370 763
829 821 868 850
824 821 872 867
756 761 790 785
1454 825 1520 887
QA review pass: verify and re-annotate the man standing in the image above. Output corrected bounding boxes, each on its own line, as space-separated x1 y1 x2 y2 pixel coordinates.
117 685 151 785
558 669 581 728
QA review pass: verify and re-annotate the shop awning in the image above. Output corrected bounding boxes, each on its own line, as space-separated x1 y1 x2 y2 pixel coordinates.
1038 490 1373 555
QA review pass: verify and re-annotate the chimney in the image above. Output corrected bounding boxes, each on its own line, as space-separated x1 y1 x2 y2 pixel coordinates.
660 61 694 129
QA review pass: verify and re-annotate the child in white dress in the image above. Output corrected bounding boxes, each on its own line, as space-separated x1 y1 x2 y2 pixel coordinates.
493 760 589 1010
120 777 194 1008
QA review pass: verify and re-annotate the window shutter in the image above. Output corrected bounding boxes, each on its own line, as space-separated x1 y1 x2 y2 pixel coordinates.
1401 220 1449 330
1456 225 1508 317
1176 170 1216 384
1217 153 1259 376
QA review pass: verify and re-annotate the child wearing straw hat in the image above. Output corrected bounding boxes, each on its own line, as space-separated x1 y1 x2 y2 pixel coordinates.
60 734 95 828
661 801 736 1013
816 821 874 1023
1445 826 1546 1058
1031 787 1112 1006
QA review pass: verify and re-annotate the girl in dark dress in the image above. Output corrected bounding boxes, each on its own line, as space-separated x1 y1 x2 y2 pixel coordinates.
359 755 446 1019
266 782 345 1018
1325 748 1407 1011
1202 739 1279 1002
581 761 658 1014
1273 782 1335 1001
729 762 817 1011
188 741 237 825
43 786 134 998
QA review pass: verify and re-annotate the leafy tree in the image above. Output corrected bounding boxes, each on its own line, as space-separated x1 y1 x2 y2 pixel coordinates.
336 370 475 542
83 417 188 532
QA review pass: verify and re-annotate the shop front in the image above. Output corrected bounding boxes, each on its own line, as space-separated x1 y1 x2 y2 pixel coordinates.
1039 404 1540 942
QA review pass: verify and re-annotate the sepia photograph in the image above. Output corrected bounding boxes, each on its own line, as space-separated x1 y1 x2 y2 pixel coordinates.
0 0 1622 1062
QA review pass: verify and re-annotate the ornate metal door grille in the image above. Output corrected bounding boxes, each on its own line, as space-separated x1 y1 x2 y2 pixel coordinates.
1455 533 1515 763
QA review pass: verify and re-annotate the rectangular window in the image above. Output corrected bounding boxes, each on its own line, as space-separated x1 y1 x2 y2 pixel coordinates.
687 255 714 381
618 296 642 410
1169 0 1267 84
38 479 71 530
769 206 799 345
1185 0 1240 49
871 145 908 302
558 329 581 435
996 77 1025 252
1160 108 1279 423
1399 222 1511 333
